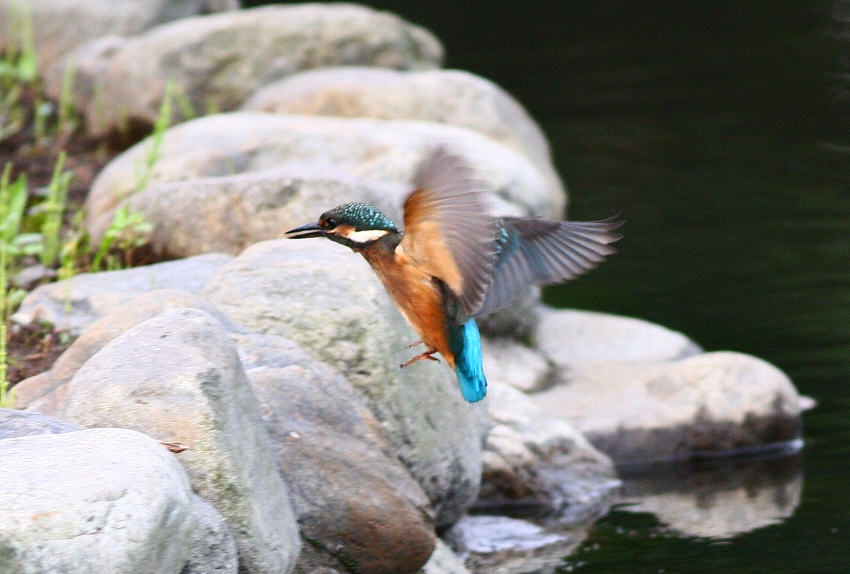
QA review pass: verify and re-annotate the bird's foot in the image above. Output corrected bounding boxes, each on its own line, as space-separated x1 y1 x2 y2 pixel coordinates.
400 350 440 368
406 340 424 349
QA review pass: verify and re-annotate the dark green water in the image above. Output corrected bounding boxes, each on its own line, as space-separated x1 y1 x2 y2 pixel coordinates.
257 1 850 570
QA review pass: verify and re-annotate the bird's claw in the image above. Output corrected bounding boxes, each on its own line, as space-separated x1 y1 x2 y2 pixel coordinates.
406 340 424 349
400 350 440 368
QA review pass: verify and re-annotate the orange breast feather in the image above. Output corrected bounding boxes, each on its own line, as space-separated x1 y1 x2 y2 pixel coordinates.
361 246 456 368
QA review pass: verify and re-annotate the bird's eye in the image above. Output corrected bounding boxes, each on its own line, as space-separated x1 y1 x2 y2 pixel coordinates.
323 217 338 229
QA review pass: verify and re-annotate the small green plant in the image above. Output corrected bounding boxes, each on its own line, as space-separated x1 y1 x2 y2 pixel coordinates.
90 205 152 272
174 84 196 122
0 163 28 408
0 0 39 145
134 79 175 192
38 151 72 267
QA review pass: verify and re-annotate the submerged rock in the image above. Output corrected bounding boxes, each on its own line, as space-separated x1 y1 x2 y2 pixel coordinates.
445 515 591 574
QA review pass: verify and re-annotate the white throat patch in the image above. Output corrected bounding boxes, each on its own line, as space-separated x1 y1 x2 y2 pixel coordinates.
344 229 391 243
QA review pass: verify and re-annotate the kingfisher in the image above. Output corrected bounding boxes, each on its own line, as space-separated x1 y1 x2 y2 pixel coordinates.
286 148 622 403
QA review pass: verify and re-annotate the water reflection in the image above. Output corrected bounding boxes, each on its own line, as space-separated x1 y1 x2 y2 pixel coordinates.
616 454 803 539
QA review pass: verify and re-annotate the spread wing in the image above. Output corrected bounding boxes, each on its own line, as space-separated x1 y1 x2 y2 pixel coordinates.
477 215 623 317
398 148 497 319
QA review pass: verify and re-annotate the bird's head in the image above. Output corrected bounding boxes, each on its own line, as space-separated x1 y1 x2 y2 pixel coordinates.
285 202 399 248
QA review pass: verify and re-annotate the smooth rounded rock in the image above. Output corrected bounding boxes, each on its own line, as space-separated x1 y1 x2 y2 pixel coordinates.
533 306 702 366
46 3 443 135
86 112 557 252
0 428 195 574
528 351 807 463
16 289 242 414
0 0 238 71
241 66 563 204
11 253 233 336
481 338 554 393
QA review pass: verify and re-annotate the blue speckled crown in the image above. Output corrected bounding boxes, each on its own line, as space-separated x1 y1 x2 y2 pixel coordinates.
323 202 399 233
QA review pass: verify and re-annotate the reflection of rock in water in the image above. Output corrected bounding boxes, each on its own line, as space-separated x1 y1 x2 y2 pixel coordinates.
617 453 802 539
445 515 594 574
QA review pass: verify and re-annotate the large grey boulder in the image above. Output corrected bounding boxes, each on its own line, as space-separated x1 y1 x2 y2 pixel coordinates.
12 253 233 336
14 289 241 413
0 428 195 574
530 306 809 462
45 3 443 136
57 308 301 574
0 0 238 71
528 350 808 463
0 409 238 573
203 238 489 528
85 112 558 255
241 67 563 201
533 306 702 366
235 332 437 573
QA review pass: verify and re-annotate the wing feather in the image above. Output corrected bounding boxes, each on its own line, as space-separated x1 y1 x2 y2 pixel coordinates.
477 215 623 316
399 148 497 318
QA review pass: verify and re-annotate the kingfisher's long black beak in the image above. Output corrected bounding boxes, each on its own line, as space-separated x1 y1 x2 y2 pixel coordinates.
285 221 327 239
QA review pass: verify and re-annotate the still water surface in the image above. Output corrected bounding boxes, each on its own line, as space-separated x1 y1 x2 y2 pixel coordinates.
269 1 850 570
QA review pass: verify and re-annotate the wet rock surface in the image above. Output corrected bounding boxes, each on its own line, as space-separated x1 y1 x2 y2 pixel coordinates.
477 382 619 521
445 515 592 574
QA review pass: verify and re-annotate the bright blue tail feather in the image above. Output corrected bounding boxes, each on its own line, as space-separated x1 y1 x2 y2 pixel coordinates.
451 319 487 402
